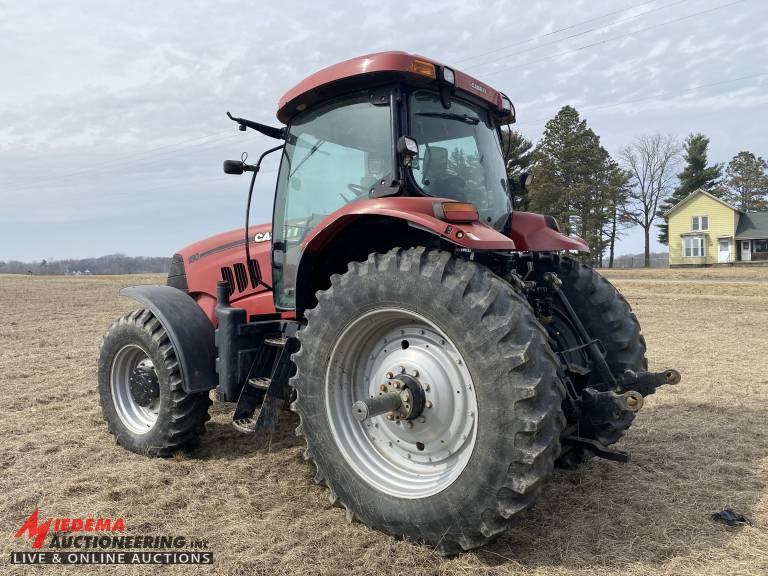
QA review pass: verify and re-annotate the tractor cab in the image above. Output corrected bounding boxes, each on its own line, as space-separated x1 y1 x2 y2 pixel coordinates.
266 52 517 309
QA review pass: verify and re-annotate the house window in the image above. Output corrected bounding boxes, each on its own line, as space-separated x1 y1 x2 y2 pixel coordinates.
755 240 768 252
683 237 706 257
692 216 709 231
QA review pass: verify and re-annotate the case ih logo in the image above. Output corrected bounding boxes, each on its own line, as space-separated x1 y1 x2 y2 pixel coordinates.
15 508 124 549
470 82 487 94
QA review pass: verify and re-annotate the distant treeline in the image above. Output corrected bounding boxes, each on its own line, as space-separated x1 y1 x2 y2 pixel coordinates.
609 252 668 269
0 254 170 275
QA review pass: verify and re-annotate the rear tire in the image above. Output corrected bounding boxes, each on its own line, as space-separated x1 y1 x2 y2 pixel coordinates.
547 257 647 464
291 248 565 554
97 309 211 457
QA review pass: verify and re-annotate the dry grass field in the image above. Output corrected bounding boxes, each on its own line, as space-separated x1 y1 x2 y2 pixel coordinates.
1 267 767 575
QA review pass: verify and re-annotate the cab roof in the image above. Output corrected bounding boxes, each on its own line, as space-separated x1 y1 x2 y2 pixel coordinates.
276 50 512 124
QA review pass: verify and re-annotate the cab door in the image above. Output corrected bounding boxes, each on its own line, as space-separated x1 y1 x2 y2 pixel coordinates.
271 90 394 310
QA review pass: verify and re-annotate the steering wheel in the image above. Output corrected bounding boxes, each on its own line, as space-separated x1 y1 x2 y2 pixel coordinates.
347 184 369 198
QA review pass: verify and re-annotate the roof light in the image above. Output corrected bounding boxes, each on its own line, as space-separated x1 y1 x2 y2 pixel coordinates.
442 67 455 84
433 202 479 223
410 59 436 79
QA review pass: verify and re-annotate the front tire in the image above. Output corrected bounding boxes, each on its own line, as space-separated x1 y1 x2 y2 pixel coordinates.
291 248 565 554
97 309 211 456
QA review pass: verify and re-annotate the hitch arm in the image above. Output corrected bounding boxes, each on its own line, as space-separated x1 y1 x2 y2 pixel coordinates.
620 369 681 396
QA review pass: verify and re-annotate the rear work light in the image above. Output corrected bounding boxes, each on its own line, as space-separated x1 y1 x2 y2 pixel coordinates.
442 66 455 84
411 59 436 79
433 202 479 223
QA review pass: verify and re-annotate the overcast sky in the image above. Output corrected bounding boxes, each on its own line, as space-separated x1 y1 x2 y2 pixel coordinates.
1 0 766 261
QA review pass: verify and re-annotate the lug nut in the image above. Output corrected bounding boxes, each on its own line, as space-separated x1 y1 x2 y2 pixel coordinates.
399 366 406 374
426 401 433 409
412 369 419 377
424 384 430 392
386 414 394 421
379 384 388 392
395 382 402 389
386 372 393 379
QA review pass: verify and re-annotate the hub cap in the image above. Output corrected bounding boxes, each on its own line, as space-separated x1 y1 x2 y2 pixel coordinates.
110 345 160 434
325 308 478 499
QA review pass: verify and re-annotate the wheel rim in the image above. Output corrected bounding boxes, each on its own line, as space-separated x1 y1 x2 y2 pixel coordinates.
110 344 160 435
325 308 478 499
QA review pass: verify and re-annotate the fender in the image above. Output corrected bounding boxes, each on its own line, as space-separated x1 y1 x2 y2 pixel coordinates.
300 196 517 254
510 212 590 252
120 285 216 394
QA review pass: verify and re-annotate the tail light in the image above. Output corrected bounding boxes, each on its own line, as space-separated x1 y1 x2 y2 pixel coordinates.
433 202 479 223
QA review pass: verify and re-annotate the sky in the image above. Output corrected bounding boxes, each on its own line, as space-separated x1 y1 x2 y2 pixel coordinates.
1 0 767 261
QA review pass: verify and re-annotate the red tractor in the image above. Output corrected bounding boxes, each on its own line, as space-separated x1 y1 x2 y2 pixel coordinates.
98 51 680 554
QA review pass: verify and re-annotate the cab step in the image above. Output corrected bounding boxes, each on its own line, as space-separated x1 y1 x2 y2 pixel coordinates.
247 377 271 390
264 337 288 348
232 417 258 434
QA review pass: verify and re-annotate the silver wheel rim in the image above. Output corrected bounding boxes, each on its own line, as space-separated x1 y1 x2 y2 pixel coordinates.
325 308 478 499
110 344 160 435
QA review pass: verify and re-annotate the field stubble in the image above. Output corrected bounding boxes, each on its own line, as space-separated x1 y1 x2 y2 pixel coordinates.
0 267 767 575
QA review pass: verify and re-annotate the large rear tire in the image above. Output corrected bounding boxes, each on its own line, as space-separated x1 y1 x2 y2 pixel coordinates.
547 258 647 460
291 248 565 554
97 309 212 456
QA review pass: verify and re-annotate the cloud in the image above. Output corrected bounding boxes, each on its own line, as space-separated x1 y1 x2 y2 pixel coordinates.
1 0 766 259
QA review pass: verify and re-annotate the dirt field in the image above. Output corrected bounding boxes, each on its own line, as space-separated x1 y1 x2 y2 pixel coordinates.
1 267 767 575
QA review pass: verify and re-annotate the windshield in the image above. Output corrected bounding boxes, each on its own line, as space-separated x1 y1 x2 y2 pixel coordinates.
272 91 393 309
409 90 510 229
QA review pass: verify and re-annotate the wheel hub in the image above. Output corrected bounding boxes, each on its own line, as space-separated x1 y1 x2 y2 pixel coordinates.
128 361 160 407
325 309 478 499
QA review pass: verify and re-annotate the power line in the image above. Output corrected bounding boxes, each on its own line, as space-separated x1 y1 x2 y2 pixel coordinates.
452 0 662 65
465 0 691 75
515 72 768 126
481 0 746 79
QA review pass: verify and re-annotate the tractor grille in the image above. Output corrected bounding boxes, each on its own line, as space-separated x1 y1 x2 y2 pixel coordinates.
220 260 263 295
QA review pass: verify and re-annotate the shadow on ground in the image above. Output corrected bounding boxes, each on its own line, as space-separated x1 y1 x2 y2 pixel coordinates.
475 401 766 570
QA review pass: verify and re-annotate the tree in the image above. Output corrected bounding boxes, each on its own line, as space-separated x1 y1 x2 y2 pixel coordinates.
500 129 533 209
620 133 680 268
601 164 633 268
656 133 721 244
529 106 627 266
722 151 768 212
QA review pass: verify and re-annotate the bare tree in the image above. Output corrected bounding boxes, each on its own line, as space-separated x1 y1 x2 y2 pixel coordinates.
620 134 680 267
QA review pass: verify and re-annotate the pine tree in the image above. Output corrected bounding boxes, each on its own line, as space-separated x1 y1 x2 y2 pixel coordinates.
500 129 533 209
529 106 627 266
723 151 768 212
656 133 721 244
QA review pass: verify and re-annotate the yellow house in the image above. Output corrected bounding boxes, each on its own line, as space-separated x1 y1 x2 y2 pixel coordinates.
665 189 768 266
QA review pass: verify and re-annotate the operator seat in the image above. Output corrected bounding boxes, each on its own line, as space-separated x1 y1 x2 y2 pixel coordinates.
422 146 465 200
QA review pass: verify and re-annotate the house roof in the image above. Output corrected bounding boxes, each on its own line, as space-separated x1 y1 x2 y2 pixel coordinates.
663 188 741 217
736 212 768 239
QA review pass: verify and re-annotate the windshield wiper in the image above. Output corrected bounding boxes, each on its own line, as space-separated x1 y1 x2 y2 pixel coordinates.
415 112 480 125
290 140 326 177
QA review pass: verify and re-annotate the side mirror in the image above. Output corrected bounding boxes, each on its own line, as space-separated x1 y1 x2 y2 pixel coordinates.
223 160 245 175
397 136 418 157
520 172 534 191
397 136 419 168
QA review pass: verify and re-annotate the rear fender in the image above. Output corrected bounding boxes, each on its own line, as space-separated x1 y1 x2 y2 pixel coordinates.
120 285 217 393
294 197 516 313
510 212 590 252
300 197 516 254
